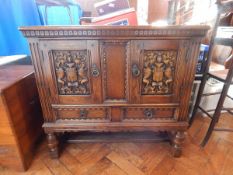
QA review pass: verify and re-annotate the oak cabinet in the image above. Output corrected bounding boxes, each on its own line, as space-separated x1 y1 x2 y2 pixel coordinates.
21 26 209 157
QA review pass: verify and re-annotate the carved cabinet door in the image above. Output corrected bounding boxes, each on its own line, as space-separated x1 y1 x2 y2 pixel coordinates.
130 40 190 104
40 40 102 104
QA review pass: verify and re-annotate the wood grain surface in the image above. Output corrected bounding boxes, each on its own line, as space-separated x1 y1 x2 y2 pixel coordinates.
1 112 233 174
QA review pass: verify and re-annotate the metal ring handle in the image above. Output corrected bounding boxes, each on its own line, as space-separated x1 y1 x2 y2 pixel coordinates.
132 64 141 77
80 110 88 119
144 109 154 119
91 64 100 77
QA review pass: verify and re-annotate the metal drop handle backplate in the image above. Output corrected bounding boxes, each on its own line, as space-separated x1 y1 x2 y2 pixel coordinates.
80 109 88 119
144 109 154 119
91 64 100 77
132 64 141 77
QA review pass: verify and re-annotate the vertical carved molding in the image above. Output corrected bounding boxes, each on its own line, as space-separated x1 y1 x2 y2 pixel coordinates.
141 50 177 95
171 131 185 157
29 41 54 122
172 40 189 101
47 133 58 158
125 42 130 101
101 42 108 100
179 39 201 121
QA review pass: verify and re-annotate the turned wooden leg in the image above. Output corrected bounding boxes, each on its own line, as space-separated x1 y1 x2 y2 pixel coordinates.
47 133 59 158
171 131 185 158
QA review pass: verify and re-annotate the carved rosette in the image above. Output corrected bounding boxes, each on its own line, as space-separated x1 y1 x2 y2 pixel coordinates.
53 50 90 95
141 50 177 95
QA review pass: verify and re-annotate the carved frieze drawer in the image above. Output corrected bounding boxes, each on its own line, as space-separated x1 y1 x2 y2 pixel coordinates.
53 106 110 121
122 107 176 121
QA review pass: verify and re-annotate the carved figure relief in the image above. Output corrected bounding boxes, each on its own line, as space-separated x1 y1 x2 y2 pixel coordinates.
142 50 177 95
53 50 90 95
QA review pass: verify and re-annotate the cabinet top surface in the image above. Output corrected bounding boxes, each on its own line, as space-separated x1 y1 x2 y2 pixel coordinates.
0 65 34 93
20 25 209 38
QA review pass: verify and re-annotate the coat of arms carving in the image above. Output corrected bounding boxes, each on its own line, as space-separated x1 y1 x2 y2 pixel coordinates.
141 50 177 95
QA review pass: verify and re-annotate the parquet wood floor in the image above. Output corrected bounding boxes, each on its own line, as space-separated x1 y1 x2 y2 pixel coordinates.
1 113 233 175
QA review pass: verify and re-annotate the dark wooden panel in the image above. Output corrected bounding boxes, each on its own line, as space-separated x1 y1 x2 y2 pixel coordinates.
101 41 129 102
0 65 43 171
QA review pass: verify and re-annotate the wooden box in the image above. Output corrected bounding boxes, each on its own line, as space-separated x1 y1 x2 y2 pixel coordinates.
0 65 43 171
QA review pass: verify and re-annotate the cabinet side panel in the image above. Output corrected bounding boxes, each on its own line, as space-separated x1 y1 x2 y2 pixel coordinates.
178 39 202 121
0 97 15 144
0 96 25 171
2 74 44 169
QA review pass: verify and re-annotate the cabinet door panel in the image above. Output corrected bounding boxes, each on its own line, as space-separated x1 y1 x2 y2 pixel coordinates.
130 40 188 104
40 40 102 104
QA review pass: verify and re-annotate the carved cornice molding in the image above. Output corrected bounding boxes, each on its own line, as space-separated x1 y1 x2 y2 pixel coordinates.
20 26 209 38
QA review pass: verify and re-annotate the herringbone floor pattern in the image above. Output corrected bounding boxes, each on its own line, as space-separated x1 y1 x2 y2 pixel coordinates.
1 113 233 175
